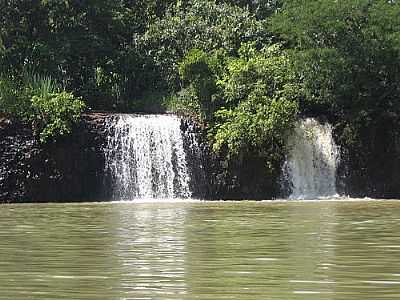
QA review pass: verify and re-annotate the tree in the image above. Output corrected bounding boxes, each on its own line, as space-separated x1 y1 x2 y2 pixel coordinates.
211 43 300 161
140 0 269 92
270 0 400 188
270 0 400 122
0 0 178 110
179 43 301 175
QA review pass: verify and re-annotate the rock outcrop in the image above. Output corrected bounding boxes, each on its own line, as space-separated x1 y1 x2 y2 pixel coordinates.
1 113 400 202
0 114 108 203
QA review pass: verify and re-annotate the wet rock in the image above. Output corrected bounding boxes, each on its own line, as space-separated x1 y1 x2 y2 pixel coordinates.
181 117 278 200
0 114 109 203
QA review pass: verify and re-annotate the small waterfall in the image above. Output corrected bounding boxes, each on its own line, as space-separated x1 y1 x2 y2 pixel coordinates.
283 118 340 199
104 114 192 200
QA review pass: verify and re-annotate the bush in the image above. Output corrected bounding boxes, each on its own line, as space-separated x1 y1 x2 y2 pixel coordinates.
178 43 302 174
128 91 167 114
0 72 85 142
31 91 85 142
164 87 202 118
178 48 224 119
0 76 32 119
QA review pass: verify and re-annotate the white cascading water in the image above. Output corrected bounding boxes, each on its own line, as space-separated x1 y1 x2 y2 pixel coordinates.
283 118 340 199
104 114 192 200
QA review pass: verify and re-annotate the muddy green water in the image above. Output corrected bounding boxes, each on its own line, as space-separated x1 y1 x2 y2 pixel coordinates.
0 200 400 300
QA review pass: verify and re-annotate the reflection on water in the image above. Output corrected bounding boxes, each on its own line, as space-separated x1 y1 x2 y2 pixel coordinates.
0 200 400 300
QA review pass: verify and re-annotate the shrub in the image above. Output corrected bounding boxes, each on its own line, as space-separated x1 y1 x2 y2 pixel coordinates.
0 76 32 119
31 91 85 143
0 72 85 142
178 43 302 174
164 87 202 118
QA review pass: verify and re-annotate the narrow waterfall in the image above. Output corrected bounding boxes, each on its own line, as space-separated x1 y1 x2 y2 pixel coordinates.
282 118 340 199
104 114 192 200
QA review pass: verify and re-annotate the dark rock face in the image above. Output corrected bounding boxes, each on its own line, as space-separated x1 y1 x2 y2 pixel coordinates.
181 118 210 199
336 122 400 199
204 153 279 200
181 117 279 200
0 114 109 203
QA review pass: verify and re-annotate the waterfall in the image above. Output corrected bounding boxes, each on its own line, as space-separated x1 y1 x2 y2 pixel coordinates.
283 118 340 199
104 114 192 200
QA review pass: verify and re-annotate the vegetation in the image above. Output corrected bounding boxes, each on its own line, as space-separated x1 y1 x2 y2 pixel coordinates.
178 44 301 174
270 0 400 170
1 0 400 180
0 72 85 142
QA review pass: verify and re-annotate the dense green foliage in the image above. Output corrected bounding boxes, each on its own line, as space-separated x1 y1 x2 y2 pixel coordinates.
0 73 85 142
1 0 400 182
31 91 85 143
271 0 400 165
141 0 269 92
212 45 300 156
179 44 300 167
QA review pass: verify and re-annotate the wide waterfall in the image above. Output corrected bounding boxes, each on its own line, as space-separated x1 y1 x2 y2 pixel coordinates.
104 114 192 200
283 118 340 199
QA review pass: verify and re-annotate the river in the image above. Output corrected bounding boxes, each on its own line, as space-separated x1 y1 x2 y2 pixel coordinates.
0 199 399 299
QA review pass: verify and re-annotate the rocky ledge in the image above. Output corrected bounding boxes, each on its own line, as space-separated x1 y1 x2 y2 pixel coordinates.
0 114 109 203
2 113 400 203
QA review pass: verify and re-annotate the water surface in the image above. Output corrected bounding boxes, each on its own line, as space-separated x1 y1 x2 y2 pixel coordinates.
0 199 399 299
